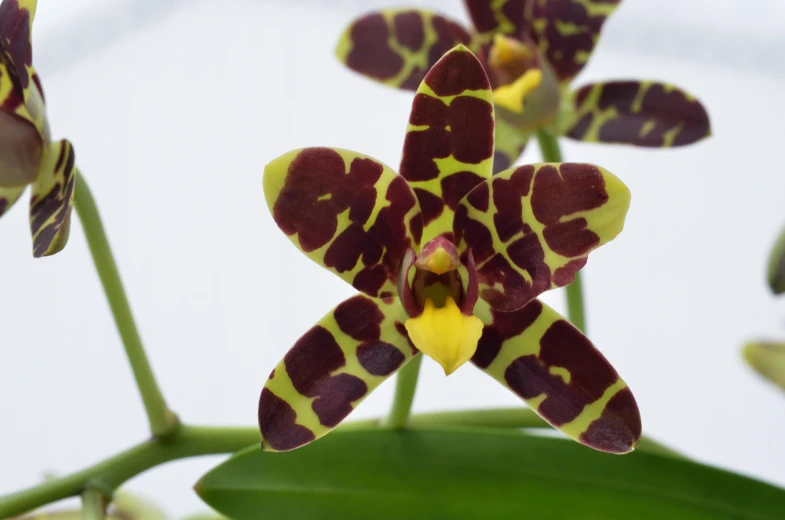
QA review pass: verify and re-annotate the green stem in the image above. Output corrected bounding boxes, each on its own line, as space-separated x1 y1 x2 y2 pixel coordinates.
535 130 587 333
73 171 177 437
81 489 106 520
565 273 586 333
0 425 260 518
382 354 423 428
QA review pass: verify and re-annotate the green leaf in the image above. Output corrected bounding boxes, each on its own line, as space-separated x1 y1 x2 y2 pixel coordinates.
195 428 785 520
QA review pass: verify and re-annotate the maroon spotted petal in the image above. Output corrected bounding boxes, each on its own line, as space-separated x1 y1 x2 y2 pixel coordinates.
336 9 473 91
399 45 495 243
524 0 622 83
264 147 423 299
259 295 418 451
0 0 34 98
464 0 528 40
473 299 641 454
566 81 711 147
454 162 630 312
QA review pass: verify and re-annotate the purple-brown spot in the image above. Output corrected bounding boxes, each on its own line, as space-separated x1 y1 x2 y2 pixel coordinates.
334 295 384 342
310 373 368 428
394 11 425 51
0 0 33 95
505 319 620 426
357 342 406 376
579 387 641 453
449 96 494 164
284 326 347 396
345 13 404 81
424 48 489 97
284 325 370 427
531 163 605 257
441 171 485 211
258 388 316 451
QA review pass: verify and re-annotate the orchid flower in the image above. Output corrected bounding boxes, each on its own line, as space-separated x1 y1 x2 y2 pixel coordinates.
258 45 640 455
336 0 711 173
0 0 76 257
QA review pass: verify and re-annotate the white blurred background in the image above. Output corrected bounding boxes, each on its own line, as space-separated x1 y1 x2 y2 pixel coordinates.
2 0 785 516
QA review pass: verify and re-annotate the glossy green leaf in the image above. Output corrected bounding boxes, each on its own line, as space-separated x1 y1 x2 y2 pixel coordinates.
196 428 785 520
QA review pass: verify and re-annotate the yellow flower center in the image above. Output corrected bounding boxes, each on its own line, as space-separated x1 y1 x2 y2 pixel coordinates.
404 297 484 375
493 69 543 114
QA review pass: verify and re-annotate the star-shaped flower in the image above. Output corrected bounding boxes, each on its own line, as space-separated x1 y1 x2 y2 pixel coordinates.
335 0 711 173
259 45 640 455
0 0 76 257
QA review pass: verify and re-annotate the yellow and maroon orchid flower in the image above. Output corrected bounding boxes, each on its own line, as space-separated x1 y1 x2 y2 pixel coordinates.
259 45 640 455
335 0 711 173
0 0 76 257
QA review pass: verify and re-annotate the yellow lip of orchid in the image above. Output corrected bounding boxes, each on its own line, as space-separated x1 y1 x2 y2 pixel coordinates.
404 296 484 376
493 69 543 114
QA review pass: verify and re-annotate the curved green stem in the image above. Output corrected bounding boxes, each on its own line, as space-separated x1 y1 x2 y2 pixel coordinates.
0 425 260 518
81 489 106 520
73 171 177 437
382 354 423 428
564 273 586 333
535 130 587 333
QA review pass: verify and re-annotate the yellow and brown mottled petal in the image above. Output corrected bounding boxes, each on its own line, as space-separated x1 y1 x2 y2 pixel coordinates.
259 295 418 452
493 108 529 173
566 81 711 147
743 341 785 392
525 0 621 84
767 224 785 295
29 139 75 257
400 45 494 243
473 298 641 453
0 0 36 98
336 9 473 92
264 147 423 299
464 0 527 45
454 162 630 312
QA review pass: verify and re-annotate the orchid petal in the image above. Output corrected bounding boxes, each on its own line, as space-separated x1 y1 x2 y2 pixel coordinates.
336 9 472 92
526 0 622 84
264 147 423 299
29 139 75 257
454 162 630 311
400 45 494 243
464 0 527 45
259 295 418 451
473 298 641 454
566 81 711 147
